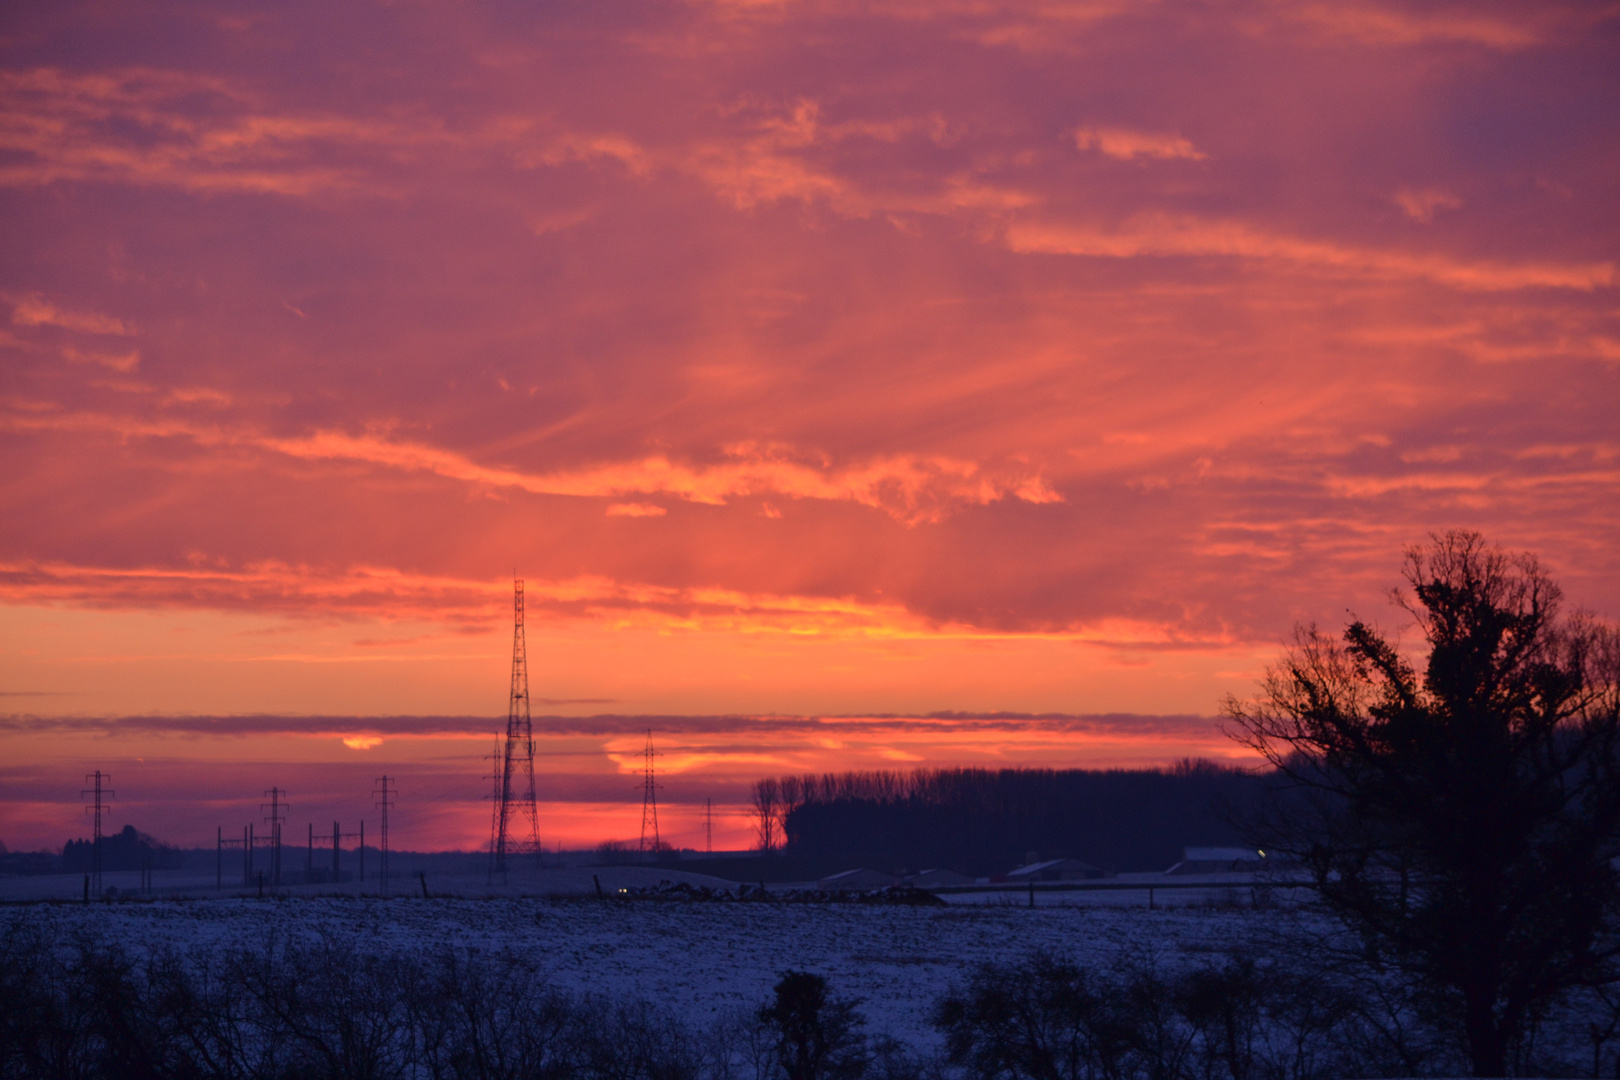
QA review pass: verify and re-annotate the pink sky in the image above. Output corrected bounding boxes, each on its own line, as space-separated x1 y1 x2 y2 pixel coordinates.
2 1 1617 851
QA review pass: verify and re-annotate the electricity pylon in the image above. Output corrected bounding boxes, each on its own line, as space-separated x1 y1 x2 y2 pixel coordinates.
373 775 394 895
81 771 113 897
488 577 541 880
639 730 660 855
261 788 287 886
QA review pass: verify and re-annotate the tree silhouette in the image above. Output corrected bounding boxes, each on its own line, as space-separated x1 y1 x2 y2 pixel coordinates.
1224 531 1620 1076
758 971 867 1080
752 777 781 852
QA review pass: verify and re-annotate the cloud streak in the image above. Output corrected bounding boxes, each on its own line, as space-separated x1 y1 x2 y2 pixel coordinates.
1004 217 1616 292
1074 127 1206 162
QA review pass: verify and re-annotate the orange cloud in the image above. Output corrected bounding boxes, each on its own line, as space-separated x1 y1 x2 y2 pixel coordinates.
9 294 134 335
1394 188 1462 223
1074 127 1206 162
0 411 1063 525
270 430 1063 523
61 347 140 372
1004 216 1616 291
1281 3 1544 49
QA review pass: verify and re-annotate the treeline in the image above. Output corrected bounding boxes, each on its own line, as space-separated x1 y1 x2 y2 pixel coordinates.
756 761 1268 874
3 916 1613 1078
60 825 184 873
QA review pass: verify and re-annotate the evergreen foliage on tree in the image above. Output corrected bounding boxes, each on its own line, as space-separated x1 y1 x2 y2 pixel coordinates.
1223 530 1620 1076
758 971 870 1080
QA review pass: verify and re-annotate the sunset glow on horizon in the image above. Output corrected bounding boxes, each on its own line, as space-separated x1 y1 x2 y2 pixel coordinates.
2 1 1617 852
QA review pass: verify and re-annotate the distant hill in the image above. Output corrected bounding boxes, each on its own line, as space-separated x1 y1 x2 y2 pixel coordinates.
777 762 1267 875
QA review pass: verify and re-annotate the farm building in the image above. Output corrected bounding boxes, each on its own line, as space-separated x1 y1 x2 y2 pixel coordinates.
1004 857 1105 882
1163 847 1265 874
817 868 900 890
908 868 972 888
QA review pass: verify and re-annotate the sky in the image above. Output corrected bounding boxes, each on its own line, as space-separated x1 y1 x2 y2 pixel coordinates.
2 0 1617 853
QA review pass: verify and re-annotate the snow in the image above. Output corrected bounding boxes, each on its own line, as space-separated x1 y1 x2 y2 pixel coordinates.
3 896 1325 1047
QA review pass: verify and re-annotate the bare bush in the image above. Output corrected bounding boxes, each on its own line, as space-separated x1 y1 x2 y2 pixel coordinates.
932 949 1471 1080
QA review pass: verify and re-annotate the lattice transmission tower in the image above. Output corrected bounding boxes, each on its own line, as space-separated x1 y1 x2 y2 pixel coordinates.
373 775 394 895
489 577 541 880
639 729 660 855
81 770 113 897
261 787 287 886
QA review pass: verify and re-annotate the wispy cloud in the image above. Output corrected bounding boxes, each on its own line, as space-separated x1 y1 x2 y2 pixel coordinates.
1393 188 1462 223
61 347 140 372
1004 216 1616 291
1074 127 1206 162
1279 3 1545 50
0 410 1063 525
9 294 133 335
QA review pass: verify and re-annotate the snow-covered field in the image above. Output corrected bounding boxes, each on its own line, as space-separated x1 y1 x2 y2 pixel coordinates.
4 897 1319 1046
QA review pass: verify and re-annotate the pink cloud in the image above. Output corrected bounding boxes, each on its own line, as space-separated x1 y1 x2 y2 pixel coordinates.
0 0 1614 739
1394 187 1463 223
1280 3 1545 50
1003 216 1615 291
9 294 133 335
1074 127 1206 162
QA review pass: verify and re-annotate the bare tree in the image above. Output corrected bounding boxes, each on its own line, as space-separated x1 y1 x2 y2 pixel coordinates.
1224 531 1620 1076
753 777 781 852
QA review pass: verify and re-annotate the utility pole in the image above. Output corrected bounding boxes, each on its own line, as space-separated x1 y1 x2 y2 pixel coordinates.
705 796 713 855
328 821 364 884
488 577 541 880
81 771 113 898
639 730 660 855
373 775 395 896
485 735 501 881
261 788 288 887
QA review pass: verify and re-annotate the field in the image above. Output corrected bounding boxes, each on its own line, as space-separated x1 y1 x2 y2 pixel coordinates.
7 895 1311 1048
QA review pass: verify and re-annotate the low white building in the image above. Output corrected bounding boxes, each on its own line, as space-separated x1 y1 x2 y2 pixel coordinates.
1164 847 1265 874
817 868 900 890
1004 857 1104 882
909 868 972 888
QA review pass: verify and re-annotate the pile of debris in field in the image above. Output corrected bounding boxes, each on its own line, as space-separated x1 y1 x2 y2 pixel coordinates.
603 879 947 905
